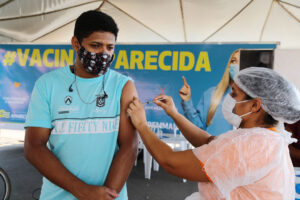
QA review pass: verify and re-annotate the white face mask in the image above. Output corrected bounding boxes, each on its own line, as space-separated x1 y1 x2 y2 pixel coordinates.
222 94 252 128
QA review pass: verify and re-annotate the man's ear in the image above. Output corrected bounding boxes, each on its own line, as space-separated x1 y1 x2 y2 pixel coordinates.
71 36 80 52
251 98 262 113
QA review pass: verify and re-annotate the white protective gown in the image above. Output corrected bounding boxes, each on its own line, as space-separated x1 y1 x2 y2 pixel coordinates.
186 127 296 200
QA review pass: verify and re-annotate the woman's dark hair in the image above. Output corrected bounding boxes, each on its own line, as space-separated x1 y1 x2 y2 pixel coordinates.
245 94 278 126
74 10 119 44
263 113 278 127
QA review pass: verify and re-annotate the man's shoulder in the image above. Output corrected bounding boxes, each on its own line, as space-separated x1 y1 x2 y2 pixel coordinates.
107 69 132 82
36 67 67 84
108 69 128 78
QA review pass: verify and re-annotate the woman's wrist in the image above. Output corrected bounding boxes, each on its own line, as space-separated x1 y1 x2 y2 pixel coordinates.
135 121 148 132
167 109 179 118
183 97 191 101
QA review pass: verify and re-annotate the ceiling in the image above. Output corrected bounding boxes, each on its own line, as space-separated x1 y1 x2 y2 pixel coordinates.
0 0 299 48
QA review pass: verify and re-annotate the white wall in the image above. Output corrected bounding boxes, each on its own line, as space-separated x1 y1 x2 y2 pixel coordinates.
274 49 300 91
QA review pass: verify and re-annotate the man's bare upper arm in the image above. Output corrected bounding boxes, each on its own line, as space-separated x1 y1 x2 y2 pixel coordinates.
118 80 138 145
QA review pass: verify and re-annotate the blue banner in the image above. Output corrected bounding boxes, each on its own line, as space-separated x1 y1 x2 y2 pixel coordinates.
0 43 276 131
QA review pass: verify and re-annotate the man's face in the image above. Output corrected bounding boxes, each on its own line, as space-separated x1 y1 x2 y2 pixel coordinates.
80 31 116 56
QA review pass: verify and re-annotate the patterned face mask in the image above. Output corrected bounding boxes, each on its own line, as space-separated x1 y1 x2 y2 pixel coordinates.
78 46 114 75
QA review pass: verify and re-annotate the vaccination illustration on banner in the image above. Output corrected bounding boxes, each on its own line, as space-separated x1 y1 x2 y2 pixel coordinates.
0 43 276 134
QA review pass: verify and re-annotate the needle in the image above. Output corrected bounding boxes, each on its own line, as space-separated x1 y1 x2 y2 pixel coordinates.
143 97 164 105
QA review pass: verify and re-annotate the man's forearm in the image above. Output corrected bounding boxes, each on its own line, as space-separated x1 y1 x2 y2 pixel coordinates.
104 143 137 193
24 144 89 198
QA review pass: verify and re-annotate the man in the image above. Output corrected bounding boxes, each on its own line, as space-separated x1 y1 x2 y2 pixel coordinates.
24 10 138 200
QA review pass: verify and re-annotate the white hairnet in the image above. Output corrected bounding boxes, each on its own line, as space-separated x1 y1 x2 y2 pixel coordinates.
234 67 300 124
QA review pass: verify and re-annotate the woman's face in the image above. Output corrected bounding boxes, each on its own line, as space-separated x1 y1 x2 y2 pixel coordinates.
230 82 253 116
230 51 240 65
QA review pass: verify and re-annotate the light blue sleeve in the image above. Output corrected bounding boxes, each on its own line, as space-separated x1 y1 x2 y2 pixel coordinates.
181 93 209 130
24 77 52 129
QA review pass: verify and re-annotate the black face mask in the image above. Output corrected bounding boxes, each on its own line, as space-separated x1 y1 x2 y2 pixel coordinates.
78 46 114 75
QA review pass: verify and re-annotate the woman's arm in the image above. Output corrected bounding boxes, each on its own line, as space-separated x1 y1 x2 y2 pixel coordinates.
181 99 205 129
154 95 213 147
179 76 205 128
127 98 209 182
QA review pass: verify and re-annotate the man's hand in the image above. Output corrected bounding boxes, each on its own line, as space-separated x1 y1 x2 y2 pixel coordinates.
77 185 119 200
127 96 148 130
179 76 191 101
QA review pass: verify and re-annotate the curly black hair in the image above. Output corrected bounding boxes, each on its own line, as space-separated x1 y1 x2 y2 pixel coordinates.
74 10 119 44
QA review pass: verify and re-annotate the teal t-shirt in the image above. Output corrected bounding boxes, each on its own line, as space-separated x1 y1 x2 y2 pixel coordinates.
25 66 131 200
